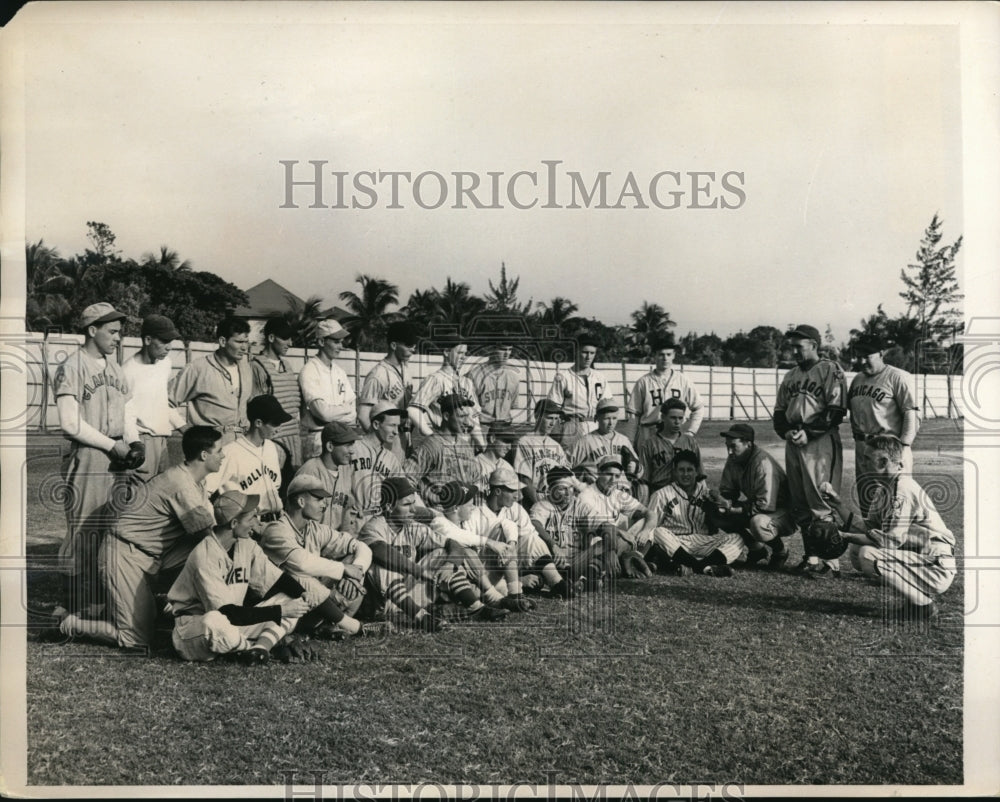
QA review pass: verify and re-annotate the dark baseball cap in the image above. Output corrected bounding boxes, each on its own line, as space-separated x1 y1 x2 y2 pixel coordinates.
263 317 295 339
547 466 574 485
387 321 420 347
651 332 676 350
671 449 700 467
436 480 478 509
321 421 360 446
247 395 293 426
785 324 821 344
381 476 418 507
597 454 623 473
854 335 887 356
535 399 564 417
439 392 474 415
141 314 181 341
720 423 755 442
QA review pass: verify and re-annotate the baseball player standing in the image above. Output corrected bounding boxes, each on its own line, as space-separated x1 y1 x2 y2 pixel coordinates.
251 316 304 476
358 321 419 460
546 335 612 451
169 316 253 446
51 302 139 616
847 334 919 515
773 323 848 577
409 334 485 450
299 319 357 460
351 399 406 519
204 395 292 521
464 342 522 426
122 314 186 481
626 334 704 452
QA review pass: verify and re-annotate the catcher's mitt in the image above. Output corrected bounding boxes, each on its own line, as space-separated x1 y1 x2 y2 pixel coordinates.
109 441 146 472
803 519 849 560
619 549 653 579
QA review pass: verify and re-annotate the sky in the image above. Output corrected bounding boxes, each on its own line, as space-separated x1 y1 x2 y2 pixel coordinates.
11 3 969 342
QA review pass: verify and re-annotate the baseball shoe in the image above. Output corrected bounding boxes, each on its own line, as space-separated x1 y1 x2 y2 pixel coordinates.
499 593 535 612
234 647 270 666
550 579 575 600
792 556 816 574
806 562 841 580
358 620 396 638
745 546 769 566
467 604 509 623
884 600 939 628
768 546 790 570
520 574 544 594
672 564 694 577
702 564 734 578
413 612 449 633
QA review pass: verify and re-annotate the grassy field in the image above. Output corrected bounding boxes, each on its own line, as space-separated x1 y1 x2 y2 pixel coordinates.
19 420 965 787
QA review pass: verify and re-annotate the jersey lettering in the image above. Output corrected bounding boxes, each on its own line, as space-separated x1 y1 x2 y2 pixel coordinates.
225 566 248 585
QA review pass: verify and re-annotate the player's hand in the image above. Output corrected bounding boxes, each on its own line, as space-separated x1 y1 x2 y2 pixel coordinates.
337 576 364 602
302 583 330 608
483 539 513 559
281 597 313 618
342 563 365 583
818 482 840 504
419 564 439 583
109 440 131 460
787 429 808 447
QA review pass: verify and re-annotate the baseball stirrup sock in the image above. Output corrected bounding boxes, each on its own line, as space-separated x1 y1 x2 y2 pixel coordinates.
705 549 728 566
672 548 699 568
445 571 479 607
386 579 424 619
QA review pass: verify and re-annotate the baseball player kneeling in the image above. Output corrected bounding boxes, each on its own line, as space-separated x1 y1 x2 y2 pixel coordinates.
638 450 745 577
166 492 328 664
818 434 956 623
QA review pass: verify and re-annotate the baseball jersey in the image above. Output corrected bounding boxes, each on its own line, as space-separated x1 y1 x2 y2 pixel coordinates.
568 431 641 474
530 497 592 564
627 370 704 428
864 474 955 558
259 513 368 577
251 354 303 445
350 433 403 516
647 481 712 535
774 359 847 428
204 435 283 515
512 434 569 499
359 514 448 564
299 355 357 431
166 533 283 617
359 358 413 412
404 432 483 499
478 501 536 545
52 348 132 440
719 445 789 515
547 367 612 420
410 368 481 429
114 464 215 557
637 431 700 490
123 352 180 437
848 365 918 439
464 362 521 424
294 457 362 530
169 351 252 433
575 484 644 530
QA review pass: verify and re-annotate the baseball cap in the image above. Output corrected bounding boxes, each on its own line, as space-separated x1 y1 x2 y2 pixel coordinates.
316 319 349 340
141 314 181 341
247 395 293 426
436 480 478 510
213 491 259 527
720 423 755 442
596 397 619 415
671 449 700 467
854 334 887 356
370 399 405 421
487 421 518 442
286 475 333 499
489 462 525 490
651 332 676 351
546 466 574 486
535 399 564 417
573 461 598 482
439 392 474 415
80 302 126 329
387 321 420 347
785 324 821 344
321 421 359 446
381 476 418 507
597 454 624 473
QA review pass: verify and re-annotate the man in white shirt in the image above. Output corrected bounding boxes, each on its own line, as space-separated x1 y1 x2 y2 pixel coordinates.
299 319 357 459
122 314 186 480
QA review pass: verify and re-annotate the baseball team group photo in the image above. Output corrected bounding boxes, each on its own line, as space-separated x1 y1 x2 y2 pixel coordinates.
4 4 988 795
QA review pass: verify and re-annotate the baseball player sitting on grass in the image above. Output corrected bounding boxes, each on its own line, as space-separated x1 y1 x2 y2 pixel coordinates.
639 450 745 577
818 434 956 623
567 397 642 490
358 477 508 632
635 398 701 503
204 395 291 521
259 475 388 639
712 423 795 568
166 491 327 664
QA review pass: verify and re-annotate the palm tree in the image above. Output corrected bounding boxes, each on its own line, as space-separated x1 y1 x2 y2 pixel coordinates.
536 296 580 328
338 274 401 351
630 302 675 338
283 294 337 348
436 278 486 332
402 289 443 326
141 245 192 271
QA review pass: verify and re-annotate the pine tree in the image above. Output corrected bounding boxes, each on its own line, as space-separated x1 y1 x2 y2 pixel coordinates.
899 214 963 343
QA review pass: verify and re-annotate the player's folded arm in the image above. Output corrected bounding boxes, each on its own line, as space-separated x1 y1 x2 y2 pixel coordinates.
772 410 793 438
368 541 421 577
260 571 307 602
217 603 283 627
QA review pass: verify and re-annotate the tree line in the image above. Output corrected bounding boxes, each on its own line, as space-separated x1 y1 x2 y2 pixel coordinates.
25 217 963 373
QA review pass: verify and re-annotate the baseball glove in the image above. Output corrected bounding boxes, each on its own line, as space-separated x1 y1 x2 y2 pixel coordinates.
619 550 653 579
803 519 849 560
273 634 321 663
109 441 146 472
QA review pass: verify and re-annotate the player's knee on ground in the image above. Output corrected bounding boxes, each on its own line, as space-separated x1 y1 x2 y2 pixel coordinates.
749 514 776 543
856 545 880 578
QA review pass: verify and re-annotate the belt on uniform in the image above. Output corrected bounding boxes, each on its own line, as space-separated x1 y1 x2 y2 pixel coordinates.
221 423 244 433
258 511 282 523
110 531 159 560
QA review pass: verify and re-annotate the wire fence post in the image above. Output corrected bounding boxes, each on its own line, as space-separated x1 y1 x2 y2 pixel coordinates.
40 331 50 433
707 365 714 422
729 366 735 420
752 369 758 419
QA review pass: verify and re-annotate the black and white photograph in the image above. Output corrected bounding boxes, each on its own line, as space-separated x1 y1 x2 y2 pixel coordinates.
1 1 998 797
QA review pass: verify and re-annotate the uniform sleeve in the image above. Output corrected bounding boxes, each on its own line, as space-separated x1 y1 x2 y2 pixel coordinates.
530 501 553 527
774 375 789 414
258 522 300 566
50 358 80 398
626 378 644 416
512 442 532 479
190 555 239 612
298 360 324 406
168 361 199 406
751 458 781 514
646 489 667 526
359 366 386 406
167 487 215 535
567 438 587 469
248 543 287 597
684 381 705 431
718 461 740 500
893 369 918 411
251 358 271 398
827 362 847 410
547 372 566 404
430 515 484 548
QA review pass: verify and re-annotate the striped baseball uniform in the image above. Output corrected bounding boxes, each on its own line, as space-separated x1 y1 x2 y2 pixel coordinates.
251 354 303 468
359 358 414 460
774 358 847 523
627 369 705 449
647 481 744 564
464 362 521 424
169 351 252 444
637 431 700 493
167 533 305 661
512 434 569 501
203 435 284 517
410 368 481 430
294 457 363 530
350 433 403 517
852 474 956 606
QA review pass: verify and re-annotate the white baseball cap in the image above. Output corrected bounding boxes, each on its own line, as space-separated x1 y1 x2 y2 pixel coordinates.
316 319 349 340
